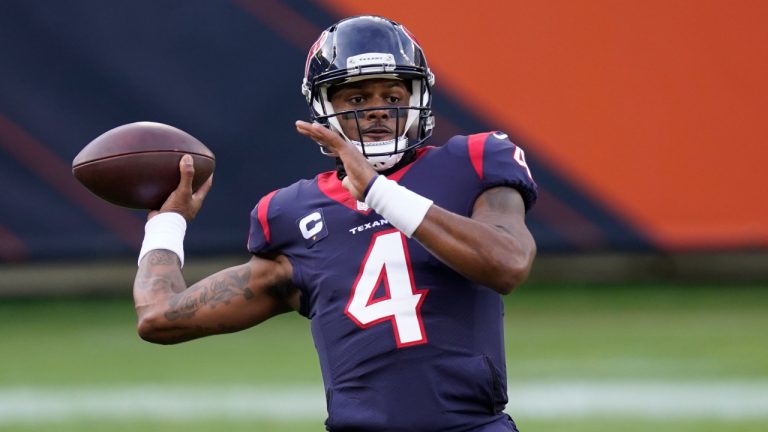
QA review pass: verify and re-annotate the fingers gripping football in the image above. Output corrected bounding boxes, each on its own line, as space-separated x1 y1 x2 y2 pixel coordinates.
152 155 213 221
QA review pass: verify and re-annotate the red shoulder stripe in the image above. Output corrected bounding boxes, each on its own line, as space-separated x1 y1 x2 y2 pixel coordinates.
256 189 279 244
467 132 491 179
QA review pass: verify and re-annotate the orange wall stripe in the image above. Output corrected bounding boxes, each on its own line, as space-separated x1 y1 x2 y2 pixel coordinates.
318 0 768 251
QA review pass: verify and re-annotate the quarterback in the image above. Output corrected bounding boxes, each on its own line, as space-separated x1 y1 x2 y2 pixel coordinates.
134 15 537 431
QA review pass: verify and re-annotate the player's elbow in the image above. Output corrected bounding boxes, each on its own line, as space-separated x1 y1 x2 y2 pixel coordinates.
495 262 532 295
136 315 167 344
490 247 536 295
136 310 183 345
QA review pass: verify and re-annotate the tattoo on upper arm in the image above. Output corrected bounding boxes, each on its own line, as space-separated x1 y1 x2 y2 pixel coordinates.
165 266 254 321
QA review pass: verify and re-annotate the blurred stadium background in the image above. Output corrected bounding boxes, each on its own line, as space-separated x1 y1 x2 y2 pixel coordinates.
1 1 766 431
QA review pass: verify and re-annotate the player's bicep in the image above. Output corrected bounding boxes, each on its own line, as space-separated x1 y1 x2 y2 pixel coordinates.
471 186 529 233
471 186 537 289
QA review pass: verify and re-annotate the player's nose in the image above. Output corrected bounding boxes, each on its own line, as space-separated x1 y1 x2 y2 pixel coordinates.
364 106 395 121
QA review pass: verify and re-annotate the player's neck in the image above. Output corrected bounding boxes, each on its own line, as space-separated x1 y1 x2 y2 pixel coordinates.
334 150 417 180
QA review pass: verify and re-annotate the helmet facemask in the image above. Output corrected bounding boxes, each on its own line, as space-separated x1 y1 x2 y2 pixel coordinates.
311 77 433 171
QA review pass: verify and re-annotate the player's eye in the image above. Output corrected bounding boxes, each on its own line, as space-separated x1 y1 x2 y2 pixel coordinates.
348 96 365 104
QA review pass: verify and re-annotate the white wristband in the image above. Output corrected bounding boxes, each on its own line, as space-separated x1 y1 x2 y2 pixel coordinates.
137 212 187 267
364 176 433 238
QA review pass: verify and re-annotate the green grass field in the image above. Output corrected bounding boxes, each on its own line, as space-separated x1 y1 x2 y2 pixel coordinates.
1 282 766 431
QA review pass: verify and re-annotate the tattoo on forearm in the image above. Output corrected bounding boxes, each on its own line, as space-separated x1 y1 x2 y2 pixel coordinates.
147 250 180 266
136 250 185 294
164 266 254 321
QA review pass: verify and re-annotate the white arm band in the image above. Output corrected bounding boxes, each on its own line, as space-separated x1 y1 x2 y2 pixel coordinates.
137 212 187 267
364 175 433 238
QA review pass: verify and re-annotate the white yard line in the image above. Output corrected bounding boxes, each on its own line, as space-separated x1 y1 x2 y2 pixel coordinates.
507 381 768 420
1 381 767 423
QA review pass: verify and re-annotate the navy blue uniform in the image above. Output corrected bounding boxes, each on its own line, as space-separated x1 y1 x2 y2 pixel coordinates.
248 132 537 431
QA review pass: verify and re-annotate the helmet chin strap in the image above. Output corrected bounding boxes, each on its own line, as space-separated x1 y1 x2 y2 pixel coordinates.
349 137 408 171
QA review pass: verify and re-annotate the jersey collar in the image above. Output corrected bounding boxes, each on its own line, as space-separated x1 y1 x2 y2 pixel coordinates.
316 147 432 213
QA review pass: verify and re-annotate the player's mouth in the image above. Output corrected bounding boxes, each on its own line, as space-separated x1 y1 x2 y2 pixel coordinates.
361 125 394 142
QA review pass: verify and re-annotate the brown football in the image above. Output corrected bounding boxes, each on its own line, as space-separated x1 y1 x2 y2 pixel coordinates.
72 122 215 209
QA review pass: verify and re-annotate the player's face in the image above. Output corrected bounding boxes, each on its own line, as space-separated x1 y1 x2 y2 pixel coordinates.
329 79 411 143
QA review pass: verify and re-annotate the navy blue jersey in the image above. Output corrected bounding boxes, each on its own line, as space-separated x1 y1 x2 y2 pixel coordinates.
248 132 537 431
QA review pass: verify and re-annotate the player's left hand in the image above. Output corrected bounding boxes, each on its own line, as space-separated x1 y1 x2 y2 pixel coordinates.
295 121 377 201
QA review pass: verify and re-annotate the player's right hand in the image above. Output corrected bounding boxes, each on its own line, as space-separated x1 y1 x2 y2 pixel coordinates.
295 120 376 201
150 154 213 222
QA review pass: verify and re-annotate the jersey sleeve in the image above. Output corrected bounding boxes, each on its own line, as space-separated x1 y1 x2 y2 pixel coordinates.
247 189 281 254
467 131 538 212
246 187 311 318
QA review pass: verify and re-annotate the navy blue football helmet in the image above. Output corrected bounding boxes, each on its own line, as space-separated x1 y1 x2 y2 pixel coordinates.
302 16 436 171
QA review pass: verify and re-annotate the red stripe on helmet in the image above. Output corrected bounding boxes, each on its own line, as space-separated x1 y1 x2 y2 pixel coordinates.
304 30 328 79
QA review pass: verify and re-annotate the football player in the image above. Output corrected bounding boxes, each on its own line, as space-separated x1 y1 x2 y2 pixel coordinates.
134 15 537 431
